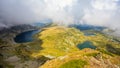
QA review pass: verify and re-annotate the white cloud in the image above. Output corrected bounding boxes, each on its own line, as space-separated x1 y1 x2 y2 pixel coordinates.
92 0 118 10
82 0 120 36
82 0 119 26
0 0 120 36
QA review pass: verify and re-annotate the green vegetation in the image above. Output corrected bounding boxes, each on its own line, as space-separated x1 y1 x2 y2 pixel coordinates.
15 40 43 60
1 26 120 68
106 44 120 55
98 48 114 56
38 26 120 68
31 26 120 58
59 59 87 68
32 26 85 57
85 52 98 57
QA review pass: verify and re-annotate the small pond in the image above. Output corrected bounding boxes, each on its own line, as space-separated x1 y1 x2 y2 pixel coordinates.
77 41 96 50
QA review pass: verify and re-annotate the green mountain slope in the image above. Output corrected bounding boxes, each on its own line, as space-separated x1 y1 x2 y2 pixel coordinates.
0 26 120 68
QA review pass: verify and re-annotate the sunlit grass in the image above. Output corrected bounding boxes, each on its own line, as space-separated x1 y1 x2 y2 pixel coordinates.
31 26 120 58
32 26 85 57
59 59 87 68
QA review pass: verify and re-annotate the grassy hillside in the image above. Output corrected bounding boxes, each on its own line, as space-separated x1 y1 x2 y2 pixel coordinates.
40 49 120 68
30 26 120 58
1 26 120 68
29 26 120 68
31 26 86 57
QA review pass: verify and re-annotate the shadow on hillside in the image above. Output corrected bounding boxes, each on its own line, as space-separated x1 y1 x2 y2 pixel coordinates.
106 44 120 56
15 39 44 60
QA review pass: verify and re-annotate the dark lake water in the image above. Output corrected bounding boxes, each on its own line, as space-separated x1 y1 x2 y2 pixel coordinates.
77 41 96 49
14 30 40 43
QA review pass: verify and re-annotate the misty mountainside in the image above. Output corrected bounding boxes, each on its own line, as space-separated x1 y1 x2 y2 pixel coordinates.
0 0 120 68
0 24 120 68
0 24 38 44
0 23 51 43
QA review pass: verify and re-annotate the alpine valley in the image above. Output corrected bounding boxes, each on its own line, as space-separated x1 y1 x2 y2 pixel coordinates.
0 23 120 68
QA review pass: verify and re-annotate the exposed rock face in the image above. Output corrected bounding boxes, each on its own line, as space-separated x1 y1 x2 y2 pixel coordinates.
5 56 20 63
89 57 118 68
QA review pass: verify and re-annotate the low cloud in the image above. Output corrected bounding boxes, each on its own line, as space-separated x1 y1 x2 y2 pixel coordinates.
0 0 120 36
